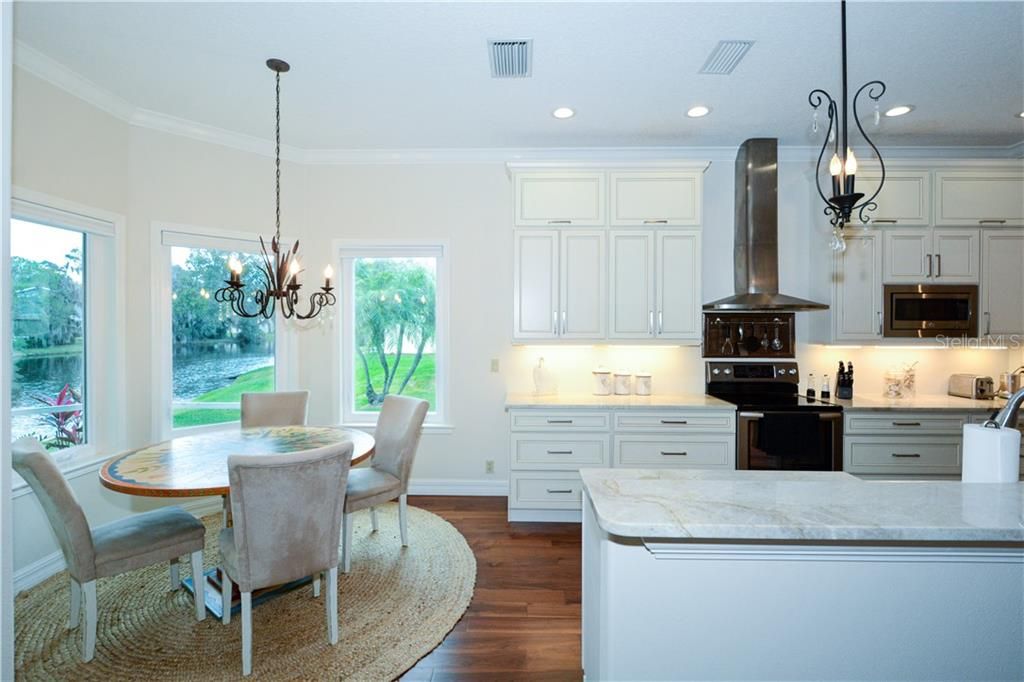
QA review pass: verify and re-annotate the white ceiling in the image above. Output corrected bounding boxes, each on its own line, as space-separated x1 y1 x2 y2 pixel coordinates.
13 1 1024 150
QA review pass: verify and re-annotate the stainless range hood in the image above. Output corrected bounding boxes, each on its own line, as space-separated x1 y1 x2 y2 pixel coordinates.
703 138 828 312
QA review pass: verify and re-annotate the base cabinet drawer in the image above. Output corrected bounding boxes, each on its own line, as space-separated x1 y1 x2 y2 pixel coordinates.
510 410 610 431
510 434 609 470
614 435 733 469
510 472 583 509
613 411 735 432
845 412 967 436
845 437 962 475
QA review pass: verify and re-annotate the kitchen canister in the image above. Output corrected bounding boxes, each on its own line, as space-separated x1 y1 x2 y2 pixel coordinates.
592 367 612 396
635 371 652 396
613 370 632 396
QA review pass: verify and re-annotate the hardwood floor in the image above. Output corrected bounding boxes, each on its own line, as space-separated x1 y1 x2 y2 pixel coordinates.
399 496 583 681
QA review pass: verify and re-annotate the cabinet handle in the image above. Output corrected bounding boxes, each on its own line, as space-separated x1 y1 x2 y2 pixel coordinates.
546 419 574 424
643 219 669 224
552 310 559 335
649 310 654 336
927 254 933 278
873 219 898 224
892 421 921 426
891 453 921 458
547 219 572 224
985 311 992 335
935 253 941 278
660 451 688 456
546 449 574 455
546 488 574 494
978 219 1007 224
562 310 567 335
660 419 689 424
877 311 883 335
658 310 664 334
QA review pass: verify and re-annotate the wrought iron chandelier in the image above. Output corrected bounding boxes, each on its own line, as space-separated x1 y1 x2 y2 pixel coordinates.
216 58 336 319
808 0 887 251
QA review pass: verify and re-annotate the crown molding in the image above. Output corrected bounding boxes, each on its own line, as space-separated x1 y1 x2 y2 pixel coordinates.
14 39 1024 166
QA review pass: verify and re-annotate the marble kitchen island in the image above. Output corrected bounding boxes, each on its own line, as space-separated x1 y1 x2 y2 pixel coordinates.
581 469 1024 681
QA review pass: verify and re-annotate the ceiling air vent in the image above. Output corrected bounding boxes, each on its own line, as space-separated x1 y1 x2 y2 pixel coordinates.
699 40 754 75
488 39 532 78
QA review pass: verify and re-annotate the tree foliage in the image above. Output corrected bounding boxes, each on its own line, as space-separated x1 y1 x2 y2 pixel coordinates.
355 258 436 406
11 249 83 349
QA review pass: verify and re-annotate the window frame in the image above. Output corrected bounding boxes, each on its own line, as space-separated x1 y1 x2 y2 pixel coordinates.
10 188 125 476
335 240 451 431
151 222 297 440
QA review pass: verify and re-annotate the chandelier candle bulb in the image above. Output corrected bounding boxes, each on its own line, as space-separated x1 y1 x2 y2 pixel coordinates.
323 264 334 288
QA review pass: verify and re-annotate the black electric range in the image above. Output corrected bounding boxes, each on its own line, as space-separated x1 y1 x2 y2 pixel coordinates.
706 362 843 471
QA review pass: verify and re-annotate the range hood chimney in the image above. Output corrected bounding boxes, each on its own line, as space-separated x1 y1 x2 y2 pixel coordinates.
703 138 828 312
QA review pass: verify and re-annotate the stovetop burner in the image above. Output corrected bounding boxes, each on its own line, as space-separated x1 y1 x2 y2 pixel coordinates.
705 361 842 412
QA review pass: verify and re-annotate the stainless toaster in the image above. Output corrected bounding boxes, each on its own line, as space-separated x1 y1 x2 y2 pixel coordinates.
948 374 996 400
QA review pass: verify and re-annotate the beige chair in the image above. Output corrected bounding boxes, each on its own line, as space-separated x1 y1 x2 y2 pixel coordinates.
341 395 429 573
219 441 353 676
240 390 309 428
12 437 206 662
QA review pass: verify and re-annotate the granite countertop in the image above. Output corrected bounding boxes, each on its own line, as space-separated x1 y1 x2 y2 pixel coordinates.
580 468 1024 543
505 392 735 410
830 393 1007 412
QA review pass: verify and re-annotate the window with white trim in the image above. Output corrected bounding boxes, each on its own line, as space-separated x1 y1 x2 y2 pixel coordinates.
339 244 448 426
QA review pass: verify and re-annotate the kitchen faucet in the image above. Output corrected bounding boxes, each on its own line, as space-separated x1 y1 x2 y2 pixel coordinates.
987 387 1024 429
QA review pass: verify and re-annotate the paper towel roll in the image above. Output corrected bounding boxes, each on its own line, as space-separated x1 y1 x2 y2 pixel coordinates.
962 423 1022 483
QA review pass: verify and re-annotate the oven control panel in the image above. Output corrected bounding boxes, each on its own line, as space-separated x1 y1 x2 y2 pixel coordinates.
706 362 799 383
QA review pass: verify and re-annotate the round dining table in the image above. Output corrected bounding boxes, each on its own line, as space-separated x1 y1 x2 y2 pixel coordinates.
99 425 374 498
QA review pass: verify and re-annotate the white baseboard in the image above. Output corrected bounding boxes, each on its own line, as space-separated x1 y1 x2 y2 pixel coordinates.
407 478 509 497
14 497 223 594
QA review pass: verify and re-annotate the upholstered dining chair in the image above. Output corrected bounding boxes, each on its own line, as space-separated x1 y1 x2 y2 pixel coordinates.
11 436 206 662
219 441 353 677
240 390 309 428
341 395 429 574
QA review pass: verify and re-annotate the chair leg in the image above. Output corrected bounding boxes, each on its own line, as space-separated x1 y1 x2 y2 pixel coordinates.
221 571 233 625
169 558 180 590
221 493 231 527
81 580 97 662
399 494 409 547
69 578 81 629
326 566 338 645
241 591 253 676
190 550 206 621
312 573 321 598
342 513 353 574
370 506 379 533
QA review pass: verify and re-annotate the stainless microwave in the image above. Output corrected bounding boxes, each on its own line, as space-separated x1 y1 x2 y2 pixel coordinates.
882 284 977 338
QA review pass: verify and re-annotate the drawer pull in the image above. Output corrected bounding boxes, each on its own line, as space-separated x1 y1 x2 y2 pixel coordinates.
873 219 898 224
978 219 1007 224
643 219 669 224
546 488 574 494
891 453 921 458
547 219 572 224
546 449 574 455
546 419 574 424
891 421 921 426
660 419 689 425
660 451 688 456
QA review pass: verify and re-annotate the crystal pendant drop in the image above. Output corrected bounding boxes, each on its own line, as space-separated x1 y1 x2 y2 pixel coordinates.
830 227 847 253
828 127 835 143
812 110 819 134
874 102 880 126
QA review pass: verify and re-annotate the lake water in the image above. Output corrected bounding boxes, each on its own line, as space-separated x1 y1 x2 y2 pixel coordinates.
11 343 273 440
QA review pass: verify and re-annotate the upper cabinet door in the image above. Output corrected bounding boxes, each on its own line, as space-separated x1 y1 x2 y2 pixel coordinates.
932 229 980 283
980 229 1024 336
655 230 701 340
515 172 606 226
935 171 1024 227
856 171 930 226
559 231 607 339
882 229 930 283
609 172 702 226
513 230 559 340
834 230 883 341
608 231 656 339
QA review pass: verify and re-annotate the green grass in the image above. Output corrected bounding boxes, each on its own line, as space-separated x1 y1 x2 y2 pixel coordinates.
355 353 434 411
172 365 273 428
13 342 84 359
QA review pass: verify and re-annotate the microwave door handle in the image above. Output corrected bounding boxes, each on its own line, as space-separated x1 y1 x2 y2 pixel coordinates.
926 254 933 278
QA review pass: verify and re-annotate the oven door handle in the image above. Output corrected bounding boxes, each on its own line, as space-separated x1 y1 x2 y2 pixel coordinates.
739 411 842 419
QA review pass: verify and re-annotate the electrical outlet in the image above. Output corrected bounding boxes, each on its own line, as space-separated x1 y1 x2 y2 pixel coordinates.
485 460 495 474
490 358 500 373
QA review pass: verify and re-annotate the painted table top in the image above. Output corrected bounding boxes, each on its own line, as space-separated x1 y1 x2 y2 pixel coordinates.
99 426 375 498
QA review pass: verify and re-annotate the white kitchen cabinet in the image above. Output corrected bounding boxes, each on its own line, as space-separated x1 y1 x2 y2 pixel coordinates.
856 170 930 226
834 230 883 341
656 231 701 340
980 228 1024 336
882 228 979 284
513 230 606 341
935 171 1024 227
609 231 655 338
514 172 606 226
609 171 702 226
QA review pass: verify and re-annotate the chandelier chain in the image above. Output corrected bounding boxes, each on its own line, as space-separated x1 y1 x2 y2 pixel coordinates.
275 69 281 242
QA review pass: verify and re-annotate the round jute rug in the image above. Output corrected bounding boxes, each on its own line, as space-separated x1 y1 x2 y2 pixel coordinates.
15 503 475 680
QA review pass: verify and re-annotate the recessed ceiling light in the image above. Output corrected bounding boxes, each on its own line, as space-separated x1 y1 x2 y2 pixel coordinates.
686 105 711 118
552 107 575 119
884 105 915 117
